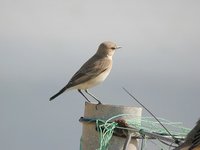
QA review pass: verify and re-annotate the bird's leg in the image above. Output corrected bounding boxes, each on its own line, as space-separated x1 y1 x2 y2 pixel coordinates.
78 89 91 103
85 89 102 104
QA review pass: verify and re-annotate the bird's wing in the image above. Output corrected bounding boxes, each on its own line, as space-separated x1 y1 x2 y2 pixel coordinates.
66 55 112 89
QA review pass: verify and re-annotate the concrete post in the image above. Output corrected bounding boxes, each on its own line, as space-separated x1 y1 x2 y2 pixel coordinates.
80 102 142 150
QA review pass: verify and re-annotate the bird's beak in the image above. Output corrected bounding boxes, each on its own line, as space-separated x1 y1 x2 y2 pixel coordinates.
116 46 122 49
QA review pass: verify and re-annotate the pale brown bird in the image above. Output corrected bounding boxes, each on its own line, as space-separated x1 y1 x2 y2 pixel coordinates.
174 119 200 150
49 41 121 103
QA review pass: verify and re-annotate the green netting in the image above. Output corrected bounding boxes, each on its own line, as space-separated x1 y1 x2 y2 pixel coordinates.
126 116 191 138
80 114 191 150
96 119 118 150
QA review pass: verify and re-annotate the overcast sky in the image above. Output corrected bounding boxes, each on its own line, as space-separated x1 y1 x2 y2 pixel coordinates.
0 0 200 150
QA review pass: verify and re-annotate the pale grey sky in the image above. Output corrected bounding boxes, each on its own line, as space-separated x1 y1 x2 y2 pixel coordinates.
0 0 200 149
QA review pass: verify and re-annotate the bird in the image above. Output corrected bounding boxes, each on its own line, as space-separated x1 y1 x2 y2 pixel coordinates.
49 41 121 104
174 119 200 150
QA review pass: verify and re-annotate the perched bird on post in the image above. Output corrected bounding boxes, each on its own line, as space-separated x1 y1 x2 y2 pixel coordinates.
49 41 121 104
174 119 200 150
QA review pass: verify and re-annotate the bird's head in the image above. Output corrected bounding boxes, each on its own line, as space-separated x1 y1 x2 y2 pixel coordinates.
96 41 121 58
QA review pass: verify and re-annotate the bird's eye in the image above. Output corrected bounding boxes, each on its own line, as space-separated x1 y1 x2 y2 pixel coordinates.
111 47 115 50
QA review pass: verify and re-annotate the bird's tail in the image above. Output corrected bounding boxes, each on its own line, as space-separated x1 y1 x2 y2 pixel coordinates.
49 86 68 101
